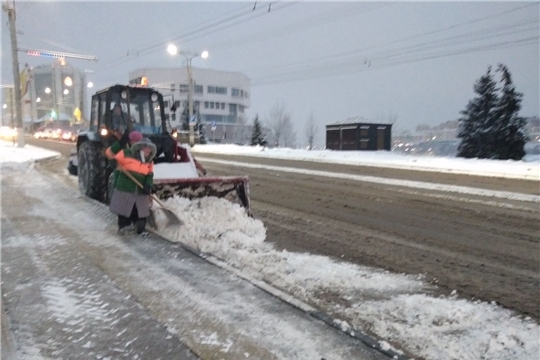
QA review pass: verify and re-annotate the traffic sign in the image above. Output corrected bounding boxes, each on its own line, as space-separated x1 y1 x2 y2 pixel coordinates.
189 115 196 124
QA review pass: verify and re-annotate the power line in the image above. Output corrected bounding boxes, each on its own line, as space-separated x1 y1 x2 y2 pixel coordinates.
248 3 539 76
205 3 393 53
251 36 538 86
94 1 297 72
248 19 538 80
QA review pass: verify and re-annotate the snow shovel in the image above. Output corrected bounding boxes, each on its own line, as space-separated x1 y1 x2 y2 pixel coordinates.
117 167 183 227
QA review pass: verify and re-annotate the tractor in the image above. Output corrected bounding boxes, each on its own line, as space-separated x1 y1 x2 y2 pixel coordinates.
71 84 251 215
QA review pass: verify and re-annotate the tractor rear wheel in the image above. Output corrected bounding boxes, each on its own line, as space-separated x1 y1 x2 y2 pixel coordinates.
78 141 108 202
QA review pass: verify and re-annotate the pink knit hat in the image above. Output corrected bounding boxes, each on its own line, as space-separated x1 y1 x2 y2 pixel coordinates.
129 131 143 142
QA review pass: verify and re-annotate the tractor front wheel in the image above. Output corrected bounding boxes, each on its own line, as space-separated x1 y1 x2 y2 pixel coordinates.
78 141 108 202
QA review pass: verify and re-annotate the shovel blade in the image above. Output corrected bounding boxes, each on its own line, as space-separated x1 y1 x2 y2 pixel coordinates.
153 207 183 227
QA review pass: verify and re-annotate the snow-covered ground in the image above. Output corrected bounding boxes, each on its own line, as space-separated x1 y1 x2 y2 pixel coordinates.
193 144 540 181
2 140 539 360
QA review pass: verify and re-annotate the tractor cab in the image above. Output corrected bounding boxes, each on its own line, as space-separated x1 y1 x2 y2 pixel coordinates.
73 84 251 216
84 85 168 145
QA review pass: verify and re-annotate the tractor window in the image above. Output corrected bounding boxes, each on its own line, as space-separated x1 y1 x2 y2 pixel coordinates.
90 98 99 129
100 94 107 127
110 91 161 135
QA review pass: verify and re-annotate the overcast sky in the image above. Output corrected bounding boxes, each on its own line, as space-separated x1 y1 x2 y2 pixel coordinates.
1 1 539 143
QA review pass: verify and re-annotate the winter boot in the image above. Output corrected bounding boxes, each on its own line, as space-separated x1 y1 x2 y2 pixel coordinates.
117 226 128 236
135 218 147 235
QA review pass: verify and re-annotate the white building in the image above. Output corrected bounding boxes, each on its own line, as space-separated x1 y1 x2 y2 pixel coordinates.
129 67 251 143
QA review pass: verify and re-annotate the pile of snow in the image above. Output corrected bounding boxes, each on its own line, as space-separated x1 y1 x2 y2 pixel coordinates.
154 196 539 360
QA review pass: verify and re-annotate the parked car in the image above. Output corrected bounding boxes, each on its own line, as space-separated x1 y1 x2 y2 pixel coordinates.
33 127 53 139
61 125 84 142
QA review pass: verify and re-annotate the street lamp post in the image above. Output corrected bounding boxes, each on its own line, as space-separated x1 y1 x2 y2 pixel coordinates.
167 44 208 146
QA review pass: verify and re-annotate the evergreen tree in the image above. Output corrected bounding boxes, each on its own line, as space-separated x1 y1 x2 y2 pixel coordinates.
457 66 499 158
491 64 528 160
457 65 529 160
250 115 266 146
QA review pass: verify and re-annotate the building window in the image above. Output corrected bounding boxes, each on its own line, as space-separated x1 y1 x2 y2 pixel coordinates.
221 103 225 110
194 85 203 94
360 126 369 137
231 88 240 97
208 86 227 94
239 105 245 113
204 102 209 109
244 91 249 99
360 139 369 149
179 84 188 93
229 104 237 113
171 84 175 92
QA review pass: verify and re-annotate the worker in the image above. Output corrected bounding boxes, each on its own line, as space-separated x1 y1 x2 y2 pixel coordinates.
106 131 157 236
111 103 127 133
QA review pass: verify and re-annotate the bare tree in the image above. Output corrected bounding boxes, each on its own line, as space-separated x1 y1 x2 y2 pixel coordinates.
237 115 248 144
267 101 289 147
305 112 318 150
282 113 297 148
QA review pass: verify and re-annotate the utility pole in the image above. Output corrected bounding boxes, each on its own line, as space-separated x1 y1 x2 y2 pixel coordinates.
186 57 195 147
166 45 208 147
3 0 25 147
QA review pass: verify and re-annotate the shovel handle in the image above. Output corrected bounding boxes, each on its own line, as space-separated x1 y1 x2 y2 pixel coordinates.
116 166 167 209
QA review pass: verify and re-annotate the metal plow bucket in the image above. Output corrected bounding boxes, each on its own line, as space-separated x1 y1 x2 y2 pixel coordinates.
152 176 252 217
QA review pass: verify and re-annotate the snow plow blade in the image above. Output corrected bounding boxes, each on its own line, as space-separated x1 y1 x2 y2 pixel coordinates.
152 176 252 217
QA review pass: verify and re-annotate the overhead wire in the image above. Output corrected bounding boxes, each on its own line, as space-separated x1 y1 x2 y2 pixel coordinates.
94 1 298 72
204 3 393 52
251 36 538 86
90 2 538 88
247 21 538 82
247 2 539 76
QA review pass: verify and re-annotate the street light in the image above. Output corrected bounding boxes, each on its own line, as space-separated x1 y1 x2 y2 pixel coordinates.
36 97 41 103
87 81 93 88
45 87 51 94
167 43 208 146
